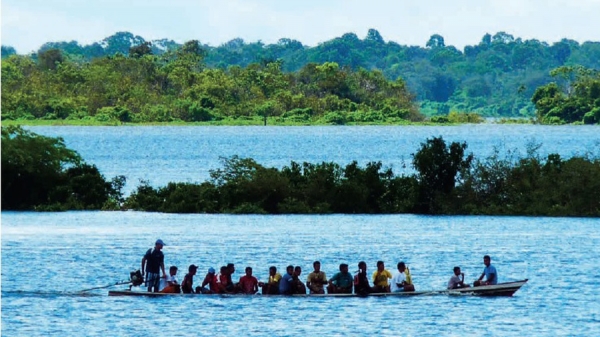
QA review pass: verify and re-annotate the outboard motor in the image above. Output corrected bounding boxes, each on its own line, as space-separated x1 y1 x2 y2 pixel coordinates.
130 270 144 287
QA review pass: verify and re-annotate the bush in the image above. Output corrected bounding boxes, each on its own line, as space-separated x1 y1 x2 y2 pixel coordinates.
430 115 450 123
320 111 347 125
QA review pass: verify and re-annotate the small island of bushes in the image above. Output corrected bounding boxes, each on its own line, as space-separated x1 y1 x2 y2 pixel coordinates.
2 126 598 216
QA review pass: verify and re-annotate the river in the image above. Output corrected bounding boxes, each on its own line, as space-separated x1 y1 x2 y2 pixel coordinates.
2 125 600 336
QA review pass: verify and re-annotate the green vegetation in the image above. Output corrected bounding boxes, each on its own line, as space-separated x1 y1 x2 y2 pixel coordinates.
3 30 599 122
125 139 600 216
1 126 125 210
531 66 600 124
1 40 421 125
3 127 598 216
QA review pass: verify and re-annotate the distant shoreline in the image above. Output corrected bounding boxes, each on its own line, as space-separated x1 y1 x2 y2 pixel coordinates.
1 118 533 127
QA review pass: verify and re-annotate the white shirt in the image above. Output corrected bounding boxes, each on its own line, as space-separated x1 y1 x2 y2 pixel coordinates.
159 275 177 291
390 272 407 292
447 275 462 289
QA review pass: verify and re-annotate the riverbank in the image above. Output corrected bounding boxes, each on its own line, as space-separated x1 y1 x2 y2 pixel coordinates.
2 115 533 126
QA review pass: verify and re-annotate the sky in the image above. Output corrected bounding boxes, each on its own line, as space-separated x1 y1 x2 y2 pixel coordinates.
2 0 600 53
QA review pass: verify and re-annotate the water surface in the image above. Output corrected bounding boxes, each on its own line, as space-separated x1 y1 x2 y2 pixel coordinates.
2 212 599 336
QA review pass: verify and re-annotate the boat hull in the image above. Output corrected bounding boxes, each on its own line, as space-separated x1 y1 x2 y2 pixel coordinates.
108 279 527 297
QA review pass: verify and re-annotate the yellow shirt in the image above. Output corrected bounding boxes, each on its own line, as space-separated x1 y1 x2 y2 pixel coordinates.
269 273 282 284
372 269 393 287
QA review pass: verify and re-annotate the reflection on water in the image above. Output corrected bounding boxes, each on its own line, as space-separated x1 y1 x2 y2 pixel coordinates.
2 212 599 336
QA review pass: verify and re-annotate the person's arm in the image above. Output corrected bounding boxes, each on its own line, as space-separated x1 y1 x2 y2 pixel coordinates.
160 260 166 278
141 256 146 276
487 272 496 284
253 279 258 293
477 271 485 281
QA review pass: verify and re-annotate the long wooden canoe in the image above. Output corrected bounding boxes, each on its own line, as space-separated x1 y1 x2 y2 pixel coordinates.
108 279 527 297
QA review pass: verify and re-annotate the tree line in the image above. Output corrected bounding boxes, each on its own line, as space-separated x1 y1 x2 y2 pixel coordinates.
1 40 421 125
2 30 599 122
3 126 598 216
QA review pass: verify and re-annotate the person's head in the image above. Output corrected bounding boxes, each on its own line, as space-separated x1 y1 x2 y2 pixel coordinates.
189 264 198 275
169 266 178 276
397 262 406 272
269 266 277 276
453 266 461 276
340 263 349 274
227 263 235 274
207 267 216 276
220 266 227 275
294 266 302 276
286 265 294 275
358 261 367 273
155 239 165 250
313 261 321 272
377 260 385 271
245 267 253 276
483 255 491 266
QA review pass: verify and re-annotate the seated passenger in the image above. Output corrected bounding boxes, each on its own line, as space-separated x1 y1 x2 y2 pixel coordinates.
372 261 392 293
474 255 498 286
307 261 328 294
292 266 307 294
238 267 259 295
327 263 353 294
279 265 295 295
200 267 219 294
159 265 180 293
448 266 469 289
259 266 281 295
181 264 198 294
217 266 233 294
354 261 372 296
391 262 415 292
226 263 237 293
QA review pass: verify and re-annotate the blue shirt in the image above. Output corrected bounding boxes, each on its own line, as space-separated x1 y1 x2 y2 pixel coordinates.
279 273 293 294
483 265 498 285
330 272 353 288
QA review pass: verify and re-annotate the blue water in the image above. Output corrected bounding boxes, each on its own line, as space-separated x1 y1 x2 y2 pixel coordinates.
2 212 600 336
2 125 600 336
24 125 600 194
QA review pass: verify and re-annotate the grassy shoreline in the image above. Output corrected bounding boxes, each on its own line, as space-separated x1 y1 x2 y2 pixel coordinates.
1 117 533 127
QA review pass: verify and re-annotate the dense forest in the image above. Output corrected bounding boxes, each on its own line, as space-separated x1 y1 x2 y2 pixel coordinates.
2 30 600 124
3 126 599 216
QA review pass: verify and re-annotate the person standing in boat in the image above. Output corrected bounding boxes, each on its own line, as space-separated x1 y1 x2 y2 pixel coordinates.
327 263 353 294
391 262 415 292
141 239 167 292
159 266 180 293
474 255 497 286
307 261 328 294
238 267 259 295
259 266 281 295
279 265 295 295
354 261 372 295
448 266 469 289
372 261 393 293
181 264 198 294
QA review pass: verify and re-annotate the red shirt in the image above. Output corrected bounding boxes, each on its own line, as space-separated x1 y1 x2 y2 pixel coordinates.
239 275 258 294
